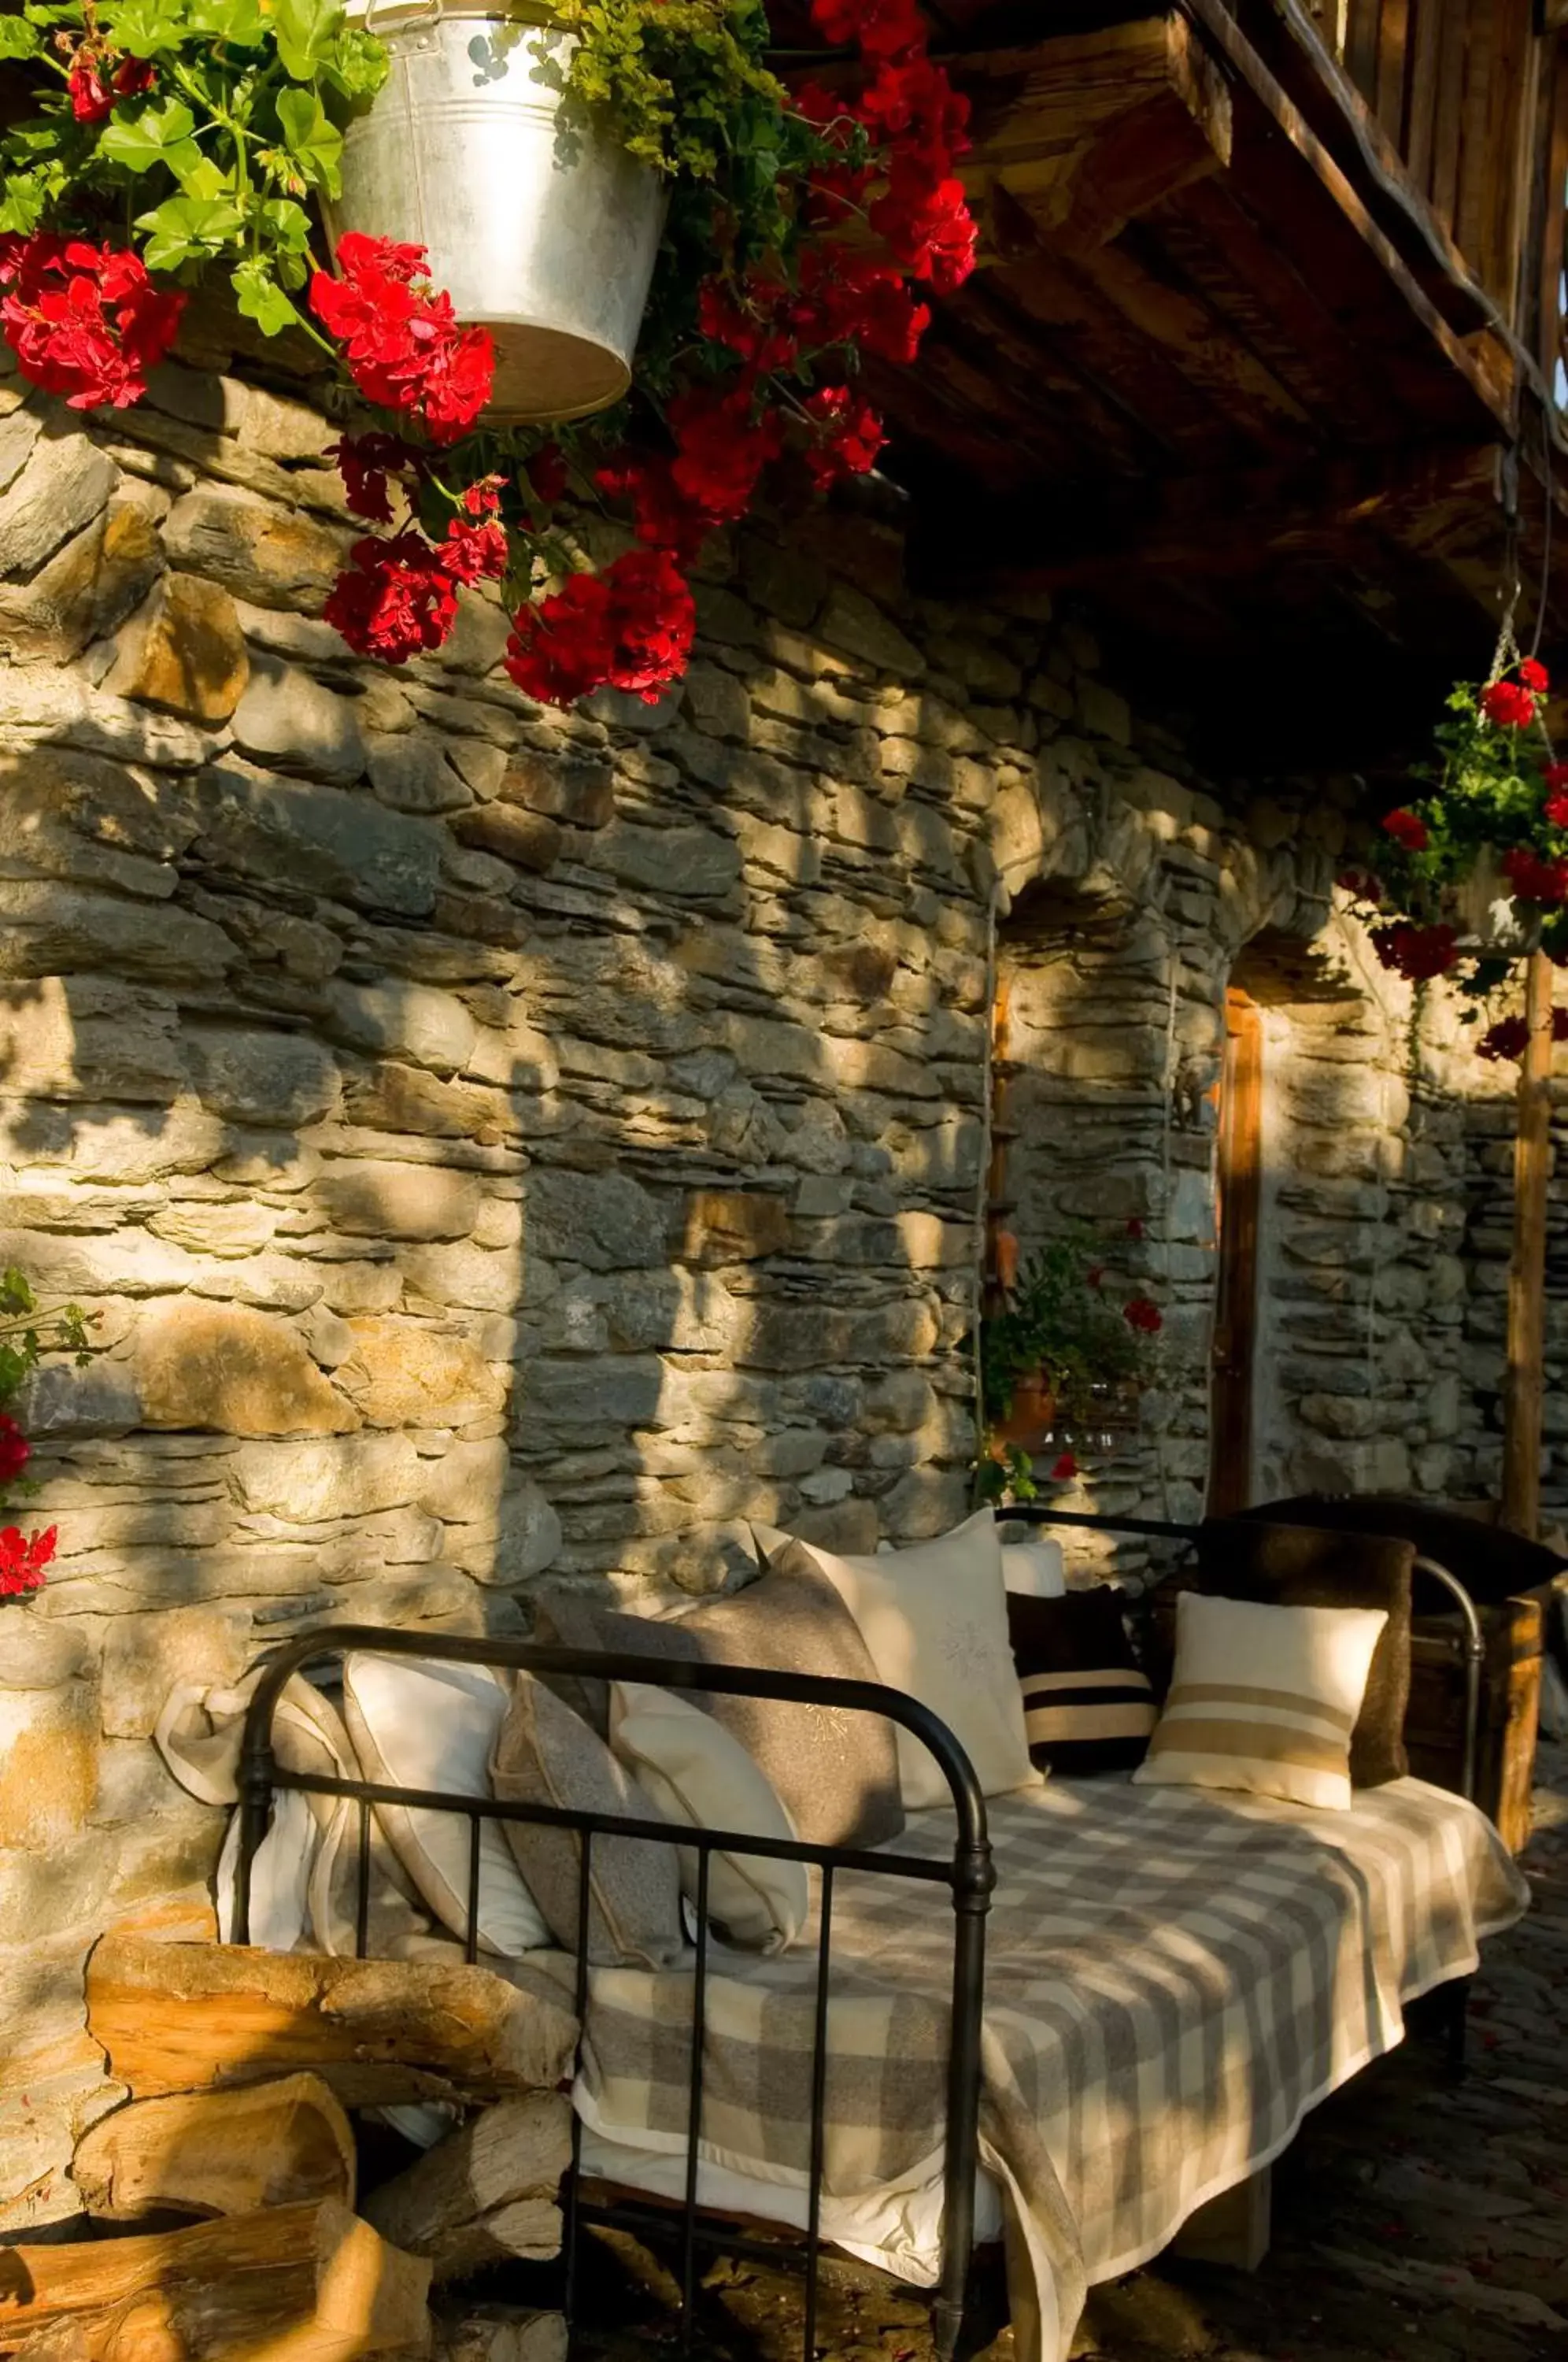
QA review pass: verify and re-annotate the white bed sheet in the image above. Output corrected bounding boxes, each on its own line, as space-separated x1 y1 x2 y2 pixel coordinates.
578 2119 1004 2286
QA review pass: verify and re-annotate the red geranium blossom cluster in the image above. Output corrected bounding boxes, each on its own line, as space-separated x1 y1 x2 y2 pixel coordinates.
311 235 494 446
1381 808 1429 853
1477 1006 1568 1062
0 232 183 409
1502 846 1568 906
1122 1296 1163 1335
324 517 509 666
1370 920 1461 983
0 1524 57 1598
1479 657 1548 731
505 548 695 707
68 43 154 124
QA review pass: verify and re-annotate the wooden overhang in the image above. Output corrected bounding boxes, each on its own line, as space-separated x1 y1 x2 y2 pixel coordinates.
786 0 1568 769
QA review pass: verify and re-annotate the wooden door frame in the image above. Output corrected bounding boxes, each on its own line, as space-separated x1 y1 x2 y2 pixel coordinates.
1209 986 1264 1516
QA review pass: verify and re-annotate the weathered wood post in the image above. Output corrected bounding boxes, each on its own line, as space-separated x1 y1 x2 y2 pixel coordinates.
1501 950 1555 1535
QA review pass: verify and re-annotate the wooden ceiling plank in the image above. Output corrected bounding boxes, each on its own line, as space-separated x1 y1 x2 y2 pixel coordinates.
1182 0 1512 424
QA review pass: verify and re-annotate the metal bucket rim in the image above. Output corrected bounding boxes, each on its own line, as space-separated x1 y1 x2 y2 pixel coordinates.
344 2 565 24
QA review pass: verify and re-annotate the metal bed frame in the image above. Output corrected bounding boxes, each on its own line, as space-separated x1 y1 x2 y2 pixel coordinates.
233 1512 1488 2357
236 1624 996 2362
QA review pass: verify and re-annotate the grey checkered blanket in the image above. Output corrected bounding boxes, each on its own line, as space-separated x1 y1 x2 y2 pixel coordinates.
572 1775 1529 2362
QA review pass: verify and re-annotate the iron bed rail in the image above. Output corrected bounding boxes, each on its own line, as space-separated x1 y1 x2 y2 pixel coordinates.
236 1623 995 2362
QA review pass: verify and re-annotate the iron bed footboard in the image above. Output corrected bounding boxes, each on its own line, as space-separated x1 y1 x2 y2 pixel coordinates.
235 1625 995 2362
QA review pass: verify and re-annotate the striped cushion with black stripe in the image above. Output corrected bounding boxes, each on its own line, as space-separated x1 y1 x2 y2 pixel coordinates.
1006 1587 1156 1775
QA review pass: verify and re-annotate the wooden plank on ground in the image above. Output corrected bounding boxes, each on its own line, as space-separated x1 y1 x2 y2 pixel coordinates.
85 1936 578 2108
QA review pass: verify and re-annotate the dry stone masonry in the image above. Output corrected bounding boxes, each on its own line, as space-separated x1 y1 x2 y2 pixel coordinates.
0 325 1559 2233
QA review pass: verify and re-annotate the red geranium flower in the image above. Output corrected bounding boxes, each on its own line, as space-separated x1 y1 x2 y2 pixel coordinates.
1502 846 1568 905
1481 679 1538 729
0 1414 30 1488
1370 920 1461 981
438 514 508 585
803 385 886 489
70 48 154 121
1126 1217 1146 1240
0 233 183 409
310 235 494 445
326 431 424 525
1122 1296 1163 1335
1337 866 1384 904
1049 1451 1078 1482
871 160 978 291
1544 760 1568 792
1547 791 1568 829
668 382 786 525
1477 1016 1531 1062
1381 808 1429 853
324 531 460 664
0 1524 56 1597
595 453 712 564
1519 657 1550 694
505 547 695 709
812 0 926 61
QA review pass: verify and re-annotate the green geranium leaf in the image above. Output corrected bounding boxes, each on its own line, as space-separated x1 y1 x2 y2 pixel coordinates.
271 0 342 81
99 1 187 57
231 257 304 337
99 98 197 174
257 196 313 252
135 191 246 269
168 146 233 200
0 18 40 57
0 172 50 236
187 0 271 43
275 86 343 194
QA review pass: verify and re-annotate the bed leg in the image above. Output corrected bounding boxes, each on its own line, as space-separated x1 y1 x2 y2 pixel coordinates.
932 2293 964 2362
1445 1975 1471 2075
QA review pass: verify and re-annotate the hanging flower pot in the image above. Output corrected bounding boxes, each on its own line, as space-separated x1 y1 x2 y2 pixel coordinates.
332 2 666 424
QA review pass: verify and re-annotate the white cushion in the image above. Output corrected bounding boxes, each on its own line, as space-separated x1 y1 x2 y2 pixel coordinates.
776 1512 1037 1810
342 1655 550 1956
1000 1539 1067 1597
1133 1591 1389 1812
608 1682 808 1953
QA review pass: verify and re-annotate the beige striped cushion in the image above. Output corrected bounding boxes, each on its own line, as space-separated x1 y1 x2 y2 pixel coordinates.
1132 1590 1389 1811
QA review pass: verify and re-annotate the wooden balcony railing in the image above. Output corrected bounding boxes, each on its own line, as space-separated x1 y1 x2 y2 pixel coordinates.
1287 0 1568 396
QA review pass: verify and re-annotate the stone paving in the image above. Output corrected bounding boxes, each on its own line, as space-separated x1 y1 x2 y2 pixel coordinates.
575 1742 1568 2362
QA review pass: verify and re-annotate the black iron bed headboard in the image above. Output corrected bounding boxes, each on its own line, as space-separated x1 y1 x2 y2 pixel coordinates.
236 1626 995 2362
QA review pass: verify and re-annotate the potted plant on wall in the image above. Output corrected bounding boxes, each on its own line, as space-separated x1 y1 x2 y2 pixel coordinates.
0 0 975 703
974 1227 1163 1504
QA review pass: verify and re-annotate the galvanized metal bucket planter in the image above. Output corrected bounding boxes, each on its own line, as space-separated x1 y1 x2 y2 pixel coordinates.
334 2 666 424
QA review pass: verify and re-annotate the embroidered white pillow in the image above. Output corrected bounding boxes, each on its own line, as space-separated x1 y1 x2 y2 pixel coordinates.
608 1681 808 1953
772 1511 1037 1810
1133 1591 1389 1812
342 1654 551 1956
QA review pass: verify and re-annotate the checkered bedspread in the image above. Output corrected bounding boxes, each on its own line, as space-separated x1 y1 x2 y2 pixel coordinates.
571 1775 1529 2362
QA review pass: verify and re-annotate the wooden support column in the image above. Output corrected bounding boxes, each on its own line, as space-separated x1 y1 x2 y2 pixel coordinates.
1502 950 1555 1536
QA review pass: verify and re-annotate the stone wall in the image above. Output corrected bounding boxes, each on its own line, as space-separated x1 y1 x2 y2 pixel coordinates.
0 328 1558 2231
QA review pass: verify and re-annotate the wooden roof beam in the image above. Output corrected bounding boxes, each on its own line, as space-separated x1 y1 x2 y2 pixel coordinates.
944 17 1235 257
909 443 1501 593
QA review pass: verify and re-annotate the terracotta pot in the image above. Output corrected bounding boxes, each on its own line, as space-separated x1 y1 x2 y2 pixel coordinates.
993 1372 1058 1450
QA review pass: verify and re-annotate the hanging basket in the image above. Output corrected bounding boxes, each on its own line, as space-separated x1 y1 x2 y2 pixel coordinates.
333 2 666 424
1454 846 1541 958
